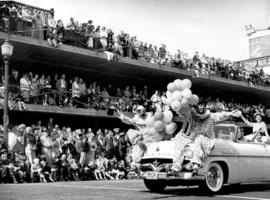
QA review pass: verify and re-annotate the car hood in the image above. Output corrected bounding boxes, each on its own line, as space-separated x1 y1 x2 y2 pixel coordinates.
143 140 176 159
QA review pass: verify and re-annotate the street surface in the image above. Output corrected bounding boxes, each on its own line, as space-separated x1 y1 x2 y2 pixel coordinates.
1 179 270 200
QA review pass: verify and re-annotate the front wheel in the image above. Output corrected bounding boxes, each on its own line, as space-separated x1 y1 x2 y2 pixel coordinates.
199 162 225 193
144 179 167 193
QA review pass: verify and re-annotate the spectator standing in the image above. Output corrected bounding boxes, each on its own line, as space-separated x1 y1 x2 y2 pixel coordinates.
89 136 97 163
117 132 127 161
95 131 104 155
56 74 67 106
9 70 20 98
85 20 94 49
100 26 108 50
20 73 31 103
79 136 90 166
30 76 39 104
75 133 83 163
40 128 53 167
72 77 80 107
94 26 101 50
24 127 36 165
103 130 115 159
107 29 114 50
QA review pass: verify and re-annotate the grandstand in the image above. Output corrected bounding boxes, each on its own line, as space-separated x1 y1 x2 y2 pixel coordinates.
0 0 270 185
0 0 269 128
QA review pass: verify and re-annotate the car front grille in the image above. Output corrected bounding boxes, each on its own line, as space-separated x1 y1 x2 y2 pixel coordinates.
140 158 173 172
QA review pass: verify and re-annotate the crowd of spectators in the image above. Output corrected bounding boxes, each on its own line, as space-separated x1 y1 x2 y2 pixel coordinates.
199 97 270 124
0 120 136 184
149 91 270 123
0 1 269 87
0 97 269 184
1 70 150 112
1 69 270 123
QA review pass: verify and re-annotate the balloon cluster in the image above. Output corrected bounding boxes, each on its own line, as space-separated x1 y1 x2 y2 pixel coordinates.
165 79 199 112
145 110 177 135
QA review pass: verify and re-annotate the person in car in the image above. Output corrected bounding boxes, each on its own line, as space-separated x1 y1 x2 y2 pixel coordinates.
117 105 166 170
239 112 270 143
171 104 240 173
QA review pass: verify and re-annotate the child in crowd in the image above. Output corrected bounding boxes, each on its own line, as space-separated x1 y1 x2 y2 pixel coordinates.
40 160 54 182
31 158 42 182
68 154 80 181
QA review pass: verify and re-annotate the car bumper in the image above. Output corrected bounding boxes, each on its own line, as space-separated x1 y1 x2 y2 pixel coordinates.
140 171 206 181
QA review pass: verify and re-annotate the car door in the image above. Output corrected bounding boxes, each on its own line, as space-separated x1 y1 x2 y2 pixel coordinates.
263 143 270 181
232 141 270 182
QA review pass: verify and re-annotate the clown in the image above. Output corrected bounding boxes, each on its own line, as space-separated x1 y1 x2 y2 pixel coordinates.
171 104 240 173
117 105 168 169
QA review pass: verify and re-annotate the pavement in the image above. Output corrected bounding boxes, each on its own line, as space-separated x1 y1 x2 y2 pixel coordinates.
1 179 270 200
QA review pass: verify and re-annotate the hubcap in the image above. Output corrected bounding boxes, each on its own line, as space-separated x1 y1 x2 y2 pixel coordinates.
207 166 221 188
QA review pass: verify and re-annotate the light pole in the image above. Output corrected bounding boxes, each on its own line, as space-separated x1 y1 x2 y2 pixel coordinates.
1 40 13 140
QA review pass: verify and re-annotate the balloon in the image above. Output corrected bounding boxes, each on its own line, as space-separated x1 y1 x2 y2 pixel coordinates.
171 90 182 101
167 82 177 92
181 98 189 107
189 94 199 105
171 100 182 112
149 127 156 134
163 110 173 123
182 79 192 89
173 79 184 91
182 89 192 99
153 120 165 131
166 91 172 98
165 122 177 135
167 98 173 106
154 111 164 121
145 115 155 127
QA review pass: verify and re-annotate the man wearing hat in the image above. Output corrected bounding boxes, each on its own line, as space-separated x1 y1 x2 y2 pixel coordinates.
240 111 270 143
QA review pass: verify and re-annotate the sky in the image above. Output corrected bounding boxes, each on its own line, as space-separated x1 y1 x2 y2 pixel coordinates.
17 0 270 61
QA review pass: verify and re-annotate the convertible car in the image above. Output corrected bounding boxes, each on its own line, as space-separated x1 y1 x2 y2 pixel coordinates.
139 123 270 193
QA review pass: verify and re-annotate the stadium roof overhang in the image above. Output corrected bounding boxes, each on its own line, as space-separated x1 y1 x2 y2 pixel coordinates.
0 32 269 105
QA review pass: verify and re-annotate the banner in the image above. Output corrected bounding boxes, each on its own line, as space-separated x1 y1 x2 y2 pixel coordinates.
249 34 270 59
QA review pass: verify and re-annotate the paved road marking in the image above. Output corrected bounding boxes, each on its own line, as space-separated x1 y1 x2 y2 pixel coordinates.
52 183 142 191
218 195 270 200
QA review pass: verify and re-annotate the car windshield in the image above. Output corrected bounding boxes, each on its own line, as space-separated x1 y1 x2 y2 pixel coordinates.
214 125 236 140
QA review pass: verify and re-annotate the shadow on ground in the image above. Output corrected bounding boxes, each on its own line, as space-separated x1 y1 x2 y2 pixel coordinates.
141 183 270 199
